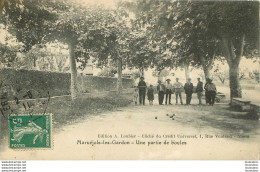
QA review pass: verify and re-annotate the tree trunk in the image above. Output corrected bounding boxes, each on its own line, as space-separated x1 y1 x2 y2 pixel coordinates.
184 63 190 81
200 56 214 80
158 70 162 82
33 56 36 68
68 42 78 100
229 64 242 98
221 34 245 101
140 67 144 77
117 58 123 94
203 65 211 80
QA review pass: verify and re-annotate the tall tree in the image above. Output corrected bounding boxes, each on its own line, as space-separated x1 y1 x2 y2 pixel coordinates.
127 0 210 80
79 4 132 94
174 1 258 99
210 1 259 99
1 0 79 98
130 0 259 100
1 0 120 99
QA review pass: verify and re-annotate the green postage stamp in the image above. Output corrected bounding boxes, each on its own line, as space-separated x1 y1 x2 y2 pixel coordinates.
9 114 52 149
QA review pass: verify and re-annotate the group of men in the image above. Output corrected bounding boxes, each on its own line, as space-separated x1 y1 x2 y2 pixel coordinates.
137 77 217 106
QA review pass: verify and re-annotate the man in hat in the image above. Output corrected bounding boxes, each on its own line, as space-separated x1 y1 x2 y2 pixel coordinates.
173 78 183 105
157 80 166 105
184 78 193 105
165 79 173 105
196 77 203 105
138 76 147 105
205 79 217 106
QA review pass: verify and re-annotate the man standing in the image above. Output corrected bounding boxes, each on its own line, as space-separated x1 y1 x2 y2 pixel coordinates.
205 79 217 106
138 76 147 105
204 78 210 105
157 80 165 105
173 78 183 105
196 78 203 105
165 79 172 105
184 78 193 105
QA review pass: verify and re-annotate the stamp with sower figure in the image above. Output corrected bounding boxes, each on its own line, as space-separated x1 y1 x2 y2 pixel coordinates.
9 114 52 149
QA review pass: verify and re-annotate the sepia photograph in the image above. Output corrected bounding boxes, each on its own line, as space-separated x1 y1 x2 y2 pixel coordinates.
0 0 259 160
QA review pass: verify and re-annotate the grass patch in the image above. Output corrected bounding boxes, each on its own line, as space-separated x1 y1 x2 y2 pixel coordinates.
49 93 132 128
0 93 132 142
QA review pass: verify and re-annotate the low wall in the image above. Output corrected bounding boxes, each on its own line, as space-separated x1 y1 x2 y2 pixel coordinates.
77 74 133 93
0 68 134 99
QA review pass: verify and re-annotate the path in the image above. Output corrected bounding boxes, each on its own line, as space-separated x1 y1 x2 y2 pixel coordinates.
0 97 259 160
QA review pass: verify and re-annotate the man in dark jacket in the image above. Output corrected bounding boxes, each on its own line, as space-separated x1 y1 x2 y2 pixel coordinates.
205 79 217 106
165 79 173 105
184 78 193 105
204 78 210 105
157 80 166 105
138 77 147 105
196 78 203 105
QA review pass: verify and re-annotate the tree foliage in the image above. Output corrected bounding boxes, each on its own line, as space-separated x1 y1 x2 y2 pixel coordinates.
129 0 259 99
1 0 258 100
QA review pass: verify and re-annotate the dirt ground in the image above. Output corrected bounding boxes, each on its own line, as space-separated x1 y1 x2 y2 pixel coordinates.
0 94 259 160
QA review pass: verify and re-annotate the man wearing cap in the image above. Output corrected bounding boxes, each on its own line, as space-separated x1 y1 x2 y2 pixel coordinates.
184 78 194 105
138 76 147 105
157 80 166 105
165 79 173 105
196 77 203 105
173 78 183 105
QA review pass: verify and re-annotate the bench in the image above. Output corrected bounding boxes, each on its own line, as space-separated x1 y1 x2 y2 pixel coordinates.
215 92 226 102
232 98 251 111
250 103 260 117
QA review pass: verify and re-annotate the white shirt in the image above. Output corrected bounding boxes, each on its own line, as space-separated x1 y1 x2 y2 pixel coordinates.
173 82 183 89
165 83 172 89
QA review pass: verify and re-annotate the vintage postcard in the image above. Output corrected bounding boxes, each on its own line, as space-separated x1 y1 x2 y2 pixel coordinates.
0 0 259 160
